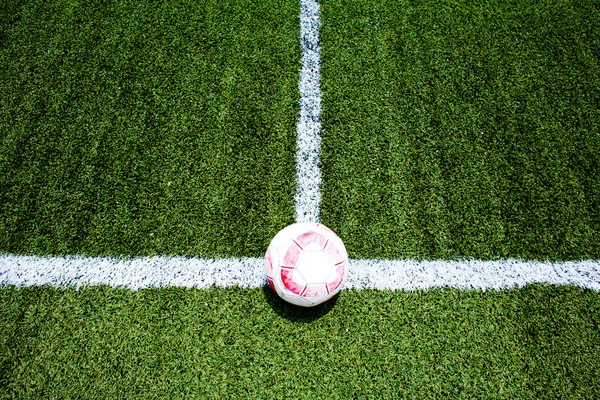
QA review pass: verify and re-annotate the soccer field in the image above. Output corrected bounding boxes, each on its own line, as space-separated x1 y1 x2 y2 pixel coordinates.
1 0 600 397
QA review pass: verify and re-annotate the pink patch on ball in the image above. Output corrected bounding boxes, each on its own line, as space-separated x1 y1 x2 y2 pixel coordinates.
325 241 345 264
265 248 274 277
327 262 346 292
296 232 328 249
281 268 305 295
267 277 276 293
283 242 302 267
302 284 329 298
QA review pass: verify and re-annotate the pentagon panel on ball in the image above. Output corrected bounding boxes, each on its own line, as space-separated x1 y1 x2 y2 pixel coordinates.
265 223 348 307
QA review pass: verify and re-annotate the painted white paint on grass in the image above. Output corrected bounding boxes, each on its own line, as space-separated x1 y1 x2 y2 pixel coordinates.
295 0 322 223
0 255 265 290
2 254 599 291
345 259 600 291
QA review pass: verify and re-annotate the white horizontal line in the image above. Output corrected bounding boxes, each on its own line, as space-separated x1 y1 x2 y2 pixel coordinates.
0 255 265 290
346 258 600 291
1 254 599 291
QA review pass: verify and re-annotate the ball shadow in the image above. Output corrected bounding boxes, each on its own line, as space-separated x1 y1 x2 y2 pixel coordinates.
262 284 338 323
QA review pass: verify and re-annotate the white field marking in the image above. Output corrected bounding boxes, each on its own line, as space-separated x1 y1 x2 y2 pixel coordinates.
345 259 600 291
1 254 599 291
0 255 265 290
295 0 322 223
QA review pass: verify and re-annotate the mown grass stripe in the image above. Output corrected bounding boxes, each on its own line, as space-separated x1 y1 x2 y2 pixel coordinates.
295 0 323 223
2 254 598 291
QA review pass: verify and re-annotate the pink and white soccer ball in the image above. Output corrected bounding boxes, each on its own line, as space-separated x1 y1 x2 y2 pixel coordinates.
265 222 348 307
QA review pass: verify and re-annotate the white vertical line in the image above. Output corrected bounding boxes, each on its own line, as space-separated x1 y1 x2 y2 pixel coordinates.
295 0 322 223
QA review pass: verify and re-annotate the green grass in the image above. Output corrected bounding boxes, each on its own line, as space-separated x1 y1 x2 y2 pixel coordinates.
2 0 600 397
0 0 299 258
320 0 600 261
1 285 599 398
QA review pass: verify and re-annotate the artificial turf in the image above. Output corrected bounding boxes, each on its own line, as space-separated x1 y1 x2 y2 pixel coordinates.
320 0 600 261
0 0 299 258
1 285 599 398
2 0 600 397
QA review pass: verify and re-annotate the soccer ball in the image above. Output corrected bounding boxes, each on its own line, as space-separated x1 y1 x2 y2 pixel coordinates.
265 222 348 307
